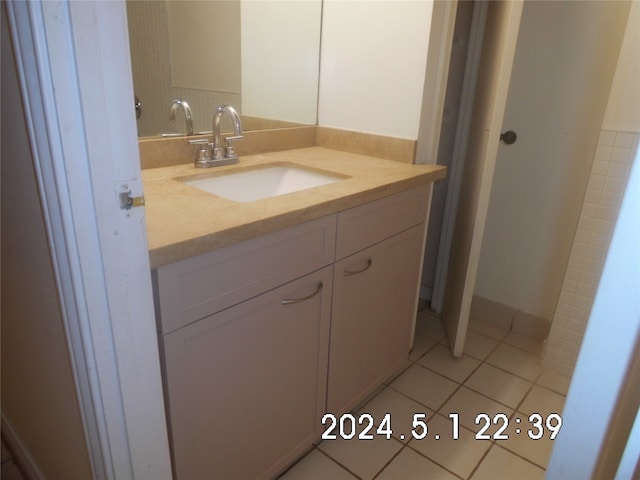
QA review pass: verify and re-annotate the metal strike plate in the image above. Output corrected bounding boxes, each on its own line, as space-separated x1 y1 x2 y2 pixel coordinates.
119 190 145 210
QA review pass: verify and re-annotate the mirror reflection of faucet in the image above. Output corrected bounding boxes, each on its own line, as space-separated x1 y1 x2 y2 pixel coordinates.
189 105 244 168
169 98 193 136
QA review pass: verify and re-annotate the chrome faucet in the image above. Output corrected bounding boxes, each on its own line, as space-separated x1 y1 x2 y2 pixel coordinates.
169 99 193 136
213 105 243 160
189 105 243 168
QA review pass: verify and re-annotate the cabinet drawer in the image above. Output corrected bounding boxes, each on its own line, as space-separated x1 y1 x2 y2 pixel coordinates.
154 215 337 333
335 185 431 259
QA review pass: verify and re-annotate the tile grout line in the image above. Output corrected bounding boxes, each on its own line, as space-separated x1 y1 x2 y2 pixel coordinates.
466 442 497 480
403 439 468 480
494 368 563 471
312 445 365 480
369 444 407 480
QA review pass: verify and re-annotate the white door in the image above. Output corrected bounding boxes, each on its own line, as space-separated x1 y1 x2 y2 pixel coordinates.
442 0 631 357
441 1 523 356
473 1 631 323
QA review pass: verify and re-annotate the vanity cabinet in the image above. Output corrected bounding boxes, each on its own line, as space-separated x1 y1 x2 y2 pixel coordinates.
153 185 432 479
328 186 430 414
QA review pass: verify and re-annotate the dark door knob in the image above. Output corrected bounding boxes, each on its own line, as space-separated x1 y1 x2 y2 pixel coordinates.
500 130 517 145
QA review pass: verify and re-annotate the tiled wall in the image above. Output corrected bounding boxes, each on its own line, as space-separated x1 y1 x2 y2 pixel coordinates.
543 130 639 376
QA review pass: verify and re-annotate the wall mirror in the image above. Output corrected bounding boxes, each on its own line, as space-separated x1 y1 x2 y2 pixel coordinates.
126 1 322 138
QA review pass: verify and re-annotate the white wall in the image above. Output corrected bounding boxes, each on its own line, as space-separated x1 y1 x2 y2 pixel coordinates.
318 0 433 139
474 1 631 321
241 0 321 124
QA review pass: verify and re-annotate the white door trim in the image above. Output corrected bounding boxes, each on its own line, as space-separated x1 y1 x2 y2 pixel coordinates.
5 2 172 479
415 0 458 166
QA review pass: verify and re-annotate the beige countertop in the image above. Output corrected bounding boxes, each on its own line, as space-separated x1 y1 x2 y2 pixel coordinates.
143 146 446 268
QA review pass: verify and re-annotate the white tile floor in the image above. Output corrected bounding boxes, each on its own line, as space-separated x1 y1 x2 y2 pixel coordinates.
279 310 571 480
1 310 571 480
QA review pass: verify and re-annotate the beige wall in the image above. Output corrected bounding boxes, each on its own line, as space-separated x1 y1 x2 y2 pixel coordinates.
0 5 92 478
602 0 640 133
474 1 631 321
167 1 240 94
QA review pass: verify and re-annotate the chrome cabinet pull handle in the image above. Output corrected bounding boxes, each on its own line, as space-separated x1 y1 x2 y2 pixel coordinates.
281 282 323 305
344 259 372 276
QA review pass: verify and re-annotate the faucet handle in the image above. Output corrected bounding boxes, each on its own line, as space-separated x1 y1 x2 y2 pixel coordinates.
224 135 244 143
224 135 243 159
188 138 214 167
188 138 210 145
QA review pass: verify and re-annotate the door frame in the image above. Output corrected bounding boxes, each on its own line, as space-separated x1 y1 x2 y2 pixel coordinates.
5 2 172 478
415 0 458 167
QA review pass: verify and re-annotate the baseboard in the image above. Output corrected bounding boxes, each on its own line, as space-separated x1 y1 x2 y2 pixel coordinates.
470 295 551 341
1 412 46 480
513 311 551 341
470 295 514 330
419 284 432 302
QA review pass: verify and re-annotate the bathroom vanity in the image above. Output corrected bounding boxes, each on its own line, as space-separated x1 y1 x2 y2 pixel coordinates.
144 146 445 478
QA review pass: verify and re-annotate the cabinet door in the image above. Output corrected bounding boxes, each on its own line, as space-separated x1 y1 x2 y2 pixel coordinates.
328 225 425 415
163 267 333 480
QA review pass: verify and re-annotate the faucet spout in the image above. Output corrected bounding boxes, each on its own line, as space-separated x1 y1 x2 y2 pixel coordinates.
212 105 243 161
169 99 193 136
190 105 243 168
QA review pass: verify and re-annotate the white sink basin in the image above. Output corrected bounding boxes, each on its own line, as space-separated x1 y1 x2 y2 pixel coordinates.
183 165 342 203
